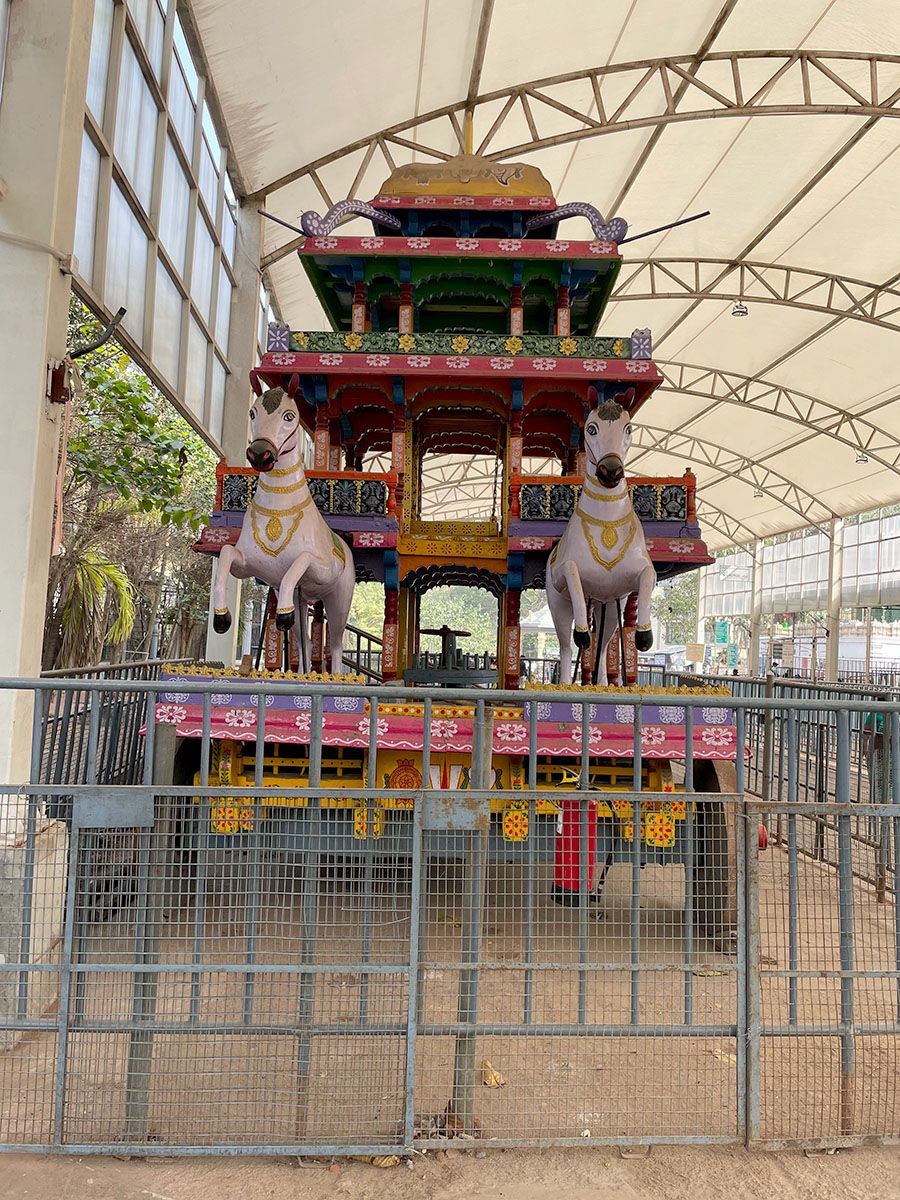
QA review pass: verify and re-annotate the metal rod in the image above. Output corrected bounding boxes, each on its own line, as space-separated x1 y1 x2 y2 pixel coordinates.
619 210 711 244
787 708 799 1025
836 709 856 1136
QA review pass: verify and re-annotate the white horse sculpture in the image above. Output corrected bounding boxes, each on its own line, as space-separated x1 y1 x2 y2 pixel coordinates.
546 387 656 683
212 381 356 673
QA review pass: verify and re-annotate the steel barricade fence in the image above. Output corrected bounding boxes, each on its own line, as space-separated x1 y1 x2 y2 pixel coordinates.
0 677 897 1154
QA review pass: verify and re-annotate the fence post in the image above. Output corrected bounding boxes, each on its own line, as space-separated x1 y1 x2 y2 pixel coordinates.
124 721 177 1140
762 671 774 809
451 700 493 1133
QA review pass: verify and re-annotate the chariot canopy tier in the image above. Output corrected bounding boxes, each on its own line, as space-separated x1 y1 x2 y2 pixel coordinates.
198 153 713 687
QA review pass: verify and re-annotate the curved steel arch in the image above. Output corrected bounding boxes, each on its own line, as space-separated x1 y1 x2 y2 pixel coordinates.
254 51 900 203
630 426 832 530
612 259 900 334
654 359 900 476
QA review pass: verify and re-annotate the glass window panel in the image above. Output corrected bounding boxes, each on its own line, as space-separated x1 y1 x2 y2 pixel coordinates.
173 15 199 98
106 184 147 342
191 210 215 322
209 356 226 442
168 59 194 154
74 131 101 285
127 0 164 76
198 140 218 216
215 264 232 350
153 258 182 385
202 104 222 165
222 200 236 262
158 137 190 273
185 318 208 418
85 0 114 121
115 41 158 209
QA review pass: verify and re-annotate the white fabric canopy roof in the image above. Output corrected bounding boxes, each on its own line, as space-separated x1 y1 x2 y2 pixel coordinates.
188 0 900 549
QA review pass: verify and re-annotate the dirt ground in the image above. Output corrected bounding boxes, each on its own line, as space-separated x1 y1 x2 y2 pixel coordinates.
2 1144 899 1200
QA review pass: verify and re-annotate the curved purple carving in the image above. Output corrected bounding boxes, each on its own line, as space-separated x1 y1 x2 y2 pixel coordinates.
526 203 628 244
299 201 402 237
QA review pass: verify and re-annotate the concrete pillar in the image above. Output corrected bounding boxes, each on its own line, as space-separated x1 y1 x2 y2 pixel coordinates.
825 518 844 683
0 0 94 812
749 541 762 676
204 200 262 663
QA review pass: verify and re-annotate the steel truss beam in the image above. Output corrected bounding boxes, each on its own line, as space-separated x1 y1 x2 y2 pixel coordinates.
654 359 900 474
253 51 900 206
612 259 900 333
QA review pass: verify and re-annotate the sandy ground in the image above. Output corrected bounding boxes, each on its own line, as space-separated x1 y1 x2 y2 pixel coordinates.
2 1144 899 1200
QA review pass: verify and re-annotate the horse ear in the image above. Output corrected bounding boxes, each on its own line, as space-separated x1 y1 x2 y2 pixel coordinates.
619 386 636 411
286 373 300 400
586 385 600 411
249 371 262 397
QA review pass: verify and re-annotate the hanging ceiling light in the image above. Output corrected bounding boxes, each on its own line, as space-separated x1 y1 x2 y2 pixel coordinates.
856 451 869 464
731 300 749 317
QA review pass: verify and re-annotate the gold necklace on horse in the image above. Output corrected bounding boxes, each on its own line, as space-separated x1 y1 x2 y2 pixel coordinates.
251 492 312 556
578 508 637 568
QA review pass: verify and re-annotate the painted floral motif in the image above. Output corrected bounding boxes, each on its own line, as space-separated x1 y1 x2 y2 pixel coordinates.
626 360 651 374
505 335 524 353
496 723 528 743
701 726 735 747
343 332 363 350
452 196 476 206
657 706 685 724
292 695 312 709
547 241 570 252
398 333 417 351
203 528 234 545
455 239 480 250
451 335 471 353
528 197 546 207
333 696 362 712
249 693 275 708
582 360 608 373
641 726 667 747
365 354 390 367
490 357 515 370
615 704 635 722
319 354 344 366
701 707 730 725
571 703 598 721
532 359 557 371
447 357 470 369
589 241 616 254
493 196 515 206
155 704 186 724
210 693 233 706
294 332 309 348
293 712 311 733
356 531 387 547
267 323 291 351
406 355 432 368
313 237 338 249
223 708 255 728
518 536 549 549
269 352 297 366
431 719 459 740
356 716 390 737
498 239 523 250
668 541 693 554
360 237 384 249
644 812 676 848
536 703 552 719
406 237 431 249
163 691 190 703
559 337 578 356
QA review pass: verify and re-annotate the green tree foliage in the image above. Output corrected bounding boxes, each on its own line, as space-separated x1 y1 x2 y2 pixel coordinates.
651 571 700 645
43 301 217 669
349 583 502 654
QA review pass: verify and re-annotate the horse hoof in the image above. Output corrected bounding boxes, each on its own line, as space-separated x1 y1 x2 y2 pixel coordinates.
573 625 591 650
275 609 294 631
213 611 231 634
635 629 653 652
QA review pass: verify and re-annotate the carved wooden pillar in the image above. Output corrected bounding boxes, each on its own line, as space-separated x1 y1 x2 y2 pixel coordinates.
684 468 697 522
352 281 367 333
510 283 523 335
311 600 325 673
382 588 400 681
328 419 341 471
399 282 413 334
555 285 571 336
313 402 330 470
264 588 300 672
392 408 406 520
503 588 521 689
622 593 638 686
509 411 523 518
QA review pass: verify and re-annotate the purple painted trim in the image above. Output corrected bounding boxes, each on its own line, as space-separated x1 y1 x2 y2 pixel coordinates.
507 519 702 538
526 203 628 243
300 200 402 237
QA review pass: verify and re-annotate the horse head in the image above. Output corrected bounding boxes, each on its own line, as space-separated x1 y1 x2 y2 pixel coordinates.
246 377 301 472
583 386 635 489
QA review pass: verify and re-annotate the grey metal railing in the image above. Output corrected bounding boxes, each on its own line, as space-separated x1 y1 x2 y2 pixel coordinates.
0 674 896 1153
341 624 383 680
